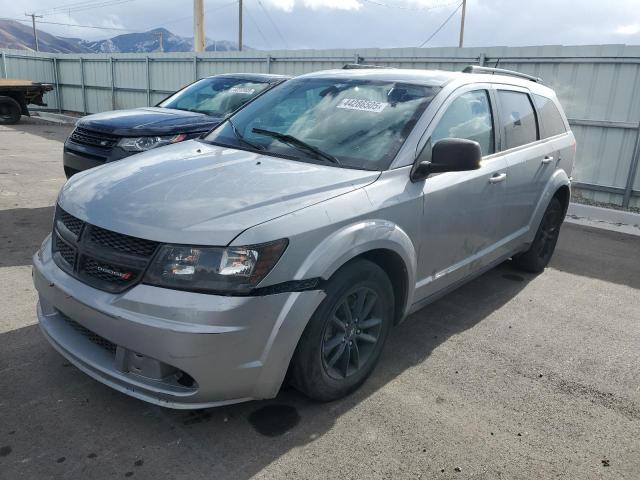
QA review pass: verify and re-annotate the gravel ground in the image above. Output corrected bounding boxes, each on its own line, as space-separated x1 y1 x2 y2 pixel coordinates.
0 117 639 480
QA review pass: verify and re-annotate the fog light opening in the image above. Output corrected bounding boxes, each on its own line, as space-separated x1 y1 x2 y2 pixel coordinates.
177 371 195 388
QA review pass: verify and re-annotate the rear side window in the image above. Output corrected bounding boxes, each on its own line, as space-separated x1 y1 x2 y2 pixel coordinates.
496 90 538 150
431 90 494 156
533 94 567 138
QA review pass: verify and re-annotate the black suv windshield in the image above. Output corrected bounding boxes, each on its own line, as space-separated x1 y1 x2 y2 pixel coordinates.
204 77 439 170
158 77 271 117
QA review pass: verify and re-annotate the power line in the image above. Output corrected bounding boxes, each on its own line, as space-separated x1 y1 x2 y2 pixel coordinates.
0 16 135 31
1 0 239 36
256 0 289 49
37 0 136 16
417 1 463 47
243 3 271 49
37 0 119 14
142 0 237 31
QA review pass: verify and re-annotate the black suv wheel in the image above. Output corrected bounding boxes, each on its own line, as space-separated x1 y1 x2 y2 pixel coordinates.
290 259 394 402
513 196 565 273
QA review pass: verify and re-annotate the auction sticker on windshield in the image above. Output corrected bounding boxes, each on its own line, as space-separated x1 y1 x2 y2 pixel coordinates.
229 87 256 95
337 98 388 113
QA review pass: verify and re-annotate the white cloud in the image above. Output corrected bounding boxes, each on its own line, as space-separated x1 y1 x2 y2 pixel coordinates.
264 0 362 12
265 0 296 11
305 0 361 9
615 23 640 35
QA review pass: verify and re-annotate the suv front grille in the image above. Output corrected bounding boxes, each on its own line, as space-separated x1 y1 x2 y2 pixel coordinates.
82 258 137 285
88 225 158 257
69 127 120 149
54 234 76 268
52 206 159 293
59 209 84 237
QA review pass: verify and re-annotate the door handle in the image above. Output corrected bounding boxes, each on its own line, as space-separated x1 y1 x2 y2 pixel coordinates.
541 155 554 164
489 173 507 184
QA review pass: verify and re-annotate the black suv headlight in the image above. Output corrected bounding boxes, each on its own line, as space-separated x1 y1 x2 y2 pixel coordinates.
143 239 288 294
118 134 187 152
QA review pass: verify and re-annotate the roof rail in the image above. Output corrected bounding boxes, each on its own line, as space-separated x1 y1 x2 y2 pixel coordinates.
462 65 543 83
342 63 389 70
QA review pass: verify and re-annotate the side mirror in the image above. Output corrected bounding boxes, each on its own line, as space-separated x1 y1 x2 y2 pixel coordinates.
410 138 482 182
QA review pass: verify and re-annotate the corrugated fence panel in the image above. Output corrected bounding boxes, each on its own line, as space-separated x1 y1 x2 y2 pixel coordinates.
83 59 112 88
113 89 147 110
1 45 639 208
150 59 193 93
113 59 147 90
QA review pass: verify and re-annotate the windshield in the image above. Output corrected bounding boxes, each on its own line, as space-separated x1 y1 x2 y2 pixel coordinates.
158 77 271 117
204 77 439 170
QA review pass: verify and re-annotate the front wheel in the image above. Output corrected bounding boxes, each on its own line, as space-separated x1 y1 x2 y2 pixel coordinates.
290 259 394 402
513 196 565 273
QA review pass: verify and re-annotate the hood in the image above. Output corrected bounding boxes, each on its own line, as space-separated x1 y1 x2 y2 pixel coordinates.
78 107 221 136
59 141 380 246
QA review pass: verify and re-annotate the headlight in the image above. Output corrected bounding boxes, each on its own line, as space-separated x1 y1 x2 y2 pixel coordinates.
118 133 187 152
143 239 288 294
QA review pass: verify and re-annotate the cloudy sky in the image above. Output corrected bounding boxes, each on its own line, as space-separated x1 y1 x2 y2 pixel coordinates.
4 0 640 49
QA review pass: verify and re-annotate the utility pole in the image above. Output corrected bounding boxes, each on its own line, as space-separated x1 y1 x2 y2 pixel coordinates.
458 0 466 48
155 31 164 52
25 13 43 52
193 0 205 52
238 0 243 51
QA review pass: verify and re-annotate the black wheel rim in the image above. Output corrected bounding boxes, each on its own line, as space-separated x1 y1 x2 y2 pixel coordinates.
321 286 383 380
536 201 563 260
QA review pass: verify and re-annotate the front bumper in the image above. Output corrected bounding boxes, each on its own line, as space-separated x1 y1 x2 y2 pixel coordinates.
33 236 325 409
63 140 133 177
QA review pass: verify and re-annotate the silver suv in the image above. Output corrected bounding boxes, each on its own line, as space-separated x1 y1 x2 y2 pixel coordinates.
33 67 575 408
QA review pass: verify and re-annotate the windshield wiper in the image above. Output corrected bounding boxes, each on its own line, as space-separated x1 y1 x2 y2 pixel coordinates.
228 118 264 151
252 128 341 166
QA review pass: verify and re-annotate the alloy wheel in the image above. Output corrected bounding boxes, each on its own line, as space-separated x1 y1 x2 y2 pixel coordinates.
321 286 383 380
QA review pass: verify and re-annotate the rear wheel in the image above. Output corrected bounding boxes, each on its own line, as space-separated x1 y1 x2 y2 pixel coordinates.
290 259 394 402
513 196 564 273
0 96 22 125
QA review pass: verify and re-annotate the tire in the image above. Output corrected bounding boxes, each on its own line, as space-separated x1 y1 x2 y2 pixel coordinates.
64 166 79 179
0 96 22 125
513 196 565 273
290 259 394 402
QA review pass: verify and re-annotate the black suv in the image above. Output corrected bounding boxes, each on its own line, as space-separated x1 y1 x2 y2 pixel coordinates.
63 73 289 178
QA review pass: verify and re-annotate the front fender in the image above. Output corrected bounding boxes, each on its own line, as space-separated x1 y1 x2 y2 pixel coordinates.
250 219 418 400
294 219 418 315
525 168 571 244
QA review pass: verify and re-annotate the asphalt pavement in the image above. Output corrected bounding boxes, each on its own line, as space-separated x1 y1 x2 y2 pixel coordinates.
1 117 639 480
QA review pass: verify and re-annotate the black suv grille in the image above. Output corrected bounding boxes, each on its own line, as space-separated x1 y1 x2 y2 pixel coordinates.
52 206 159 293
69 127 120 149
54 234 76 268
59 209 84 237
89 225 158 257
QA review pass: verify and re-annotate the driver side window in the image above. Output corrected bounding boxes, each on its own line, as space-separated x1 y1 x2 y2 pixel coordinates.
431 90 495 156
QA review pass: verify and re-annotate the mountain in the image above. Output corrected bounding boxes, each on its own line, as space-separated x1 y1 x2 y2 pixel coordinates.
0 19 93 53
206 40 244 52
70 28 191 53
0 20 246 53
